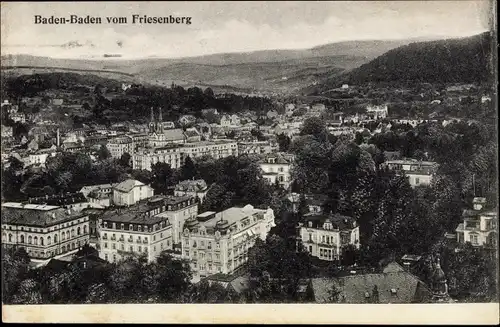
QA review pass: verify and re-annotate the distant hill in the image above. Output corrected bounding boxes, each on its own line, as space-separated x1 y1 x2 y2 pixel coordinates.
309 32 492 93
1 39 427 94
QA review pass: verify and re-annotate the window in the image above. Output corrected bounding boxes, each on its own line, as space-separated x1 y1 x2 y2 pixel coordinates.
309 246 312 253
129 246 133 252
121 224 124 230
28 236 32 244
112 254 116 262
470 234 479 245
104 243 108 248
77 227 81 235
138 246 142 252
112 243 116 249
54 234 58 242
415 177 420 185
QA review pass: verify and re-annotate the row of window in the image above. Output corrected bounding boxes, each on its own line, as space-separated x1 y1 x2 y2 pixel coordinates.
3 226 88 244
102 221 168 232
3 219 88 233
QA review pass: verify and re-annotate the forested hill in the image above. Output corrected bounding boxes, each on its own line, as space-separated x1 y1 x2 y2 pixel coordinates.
345 32 493 85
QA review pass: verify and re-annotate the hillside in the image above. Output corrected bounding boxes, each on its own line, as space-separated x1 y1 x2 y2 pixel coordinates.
1 39 424 94
307 32 493 93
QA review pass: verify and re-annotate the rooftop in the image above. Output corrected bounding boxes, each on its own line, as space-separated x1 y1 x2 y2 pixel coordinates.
175 179 208 193
113 179 146 193
303 213 357 230
2 204 87 227
201 205 267 229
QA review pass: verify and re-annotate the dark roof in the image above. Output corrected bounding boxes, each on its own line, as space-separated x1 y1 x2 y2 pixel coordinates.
113 179 146 193
27 192 87 206
311 271 431 303
303 213 357 230
2 205 87 228
259 152 294 165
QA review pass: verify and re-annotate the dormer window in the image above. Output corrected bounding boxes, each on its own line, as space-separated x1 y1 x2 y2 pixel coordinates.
121 224 124 230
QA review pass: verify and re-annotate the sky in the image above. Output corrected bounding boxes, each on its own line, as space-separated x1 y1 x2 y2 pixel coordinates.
0 1 493 59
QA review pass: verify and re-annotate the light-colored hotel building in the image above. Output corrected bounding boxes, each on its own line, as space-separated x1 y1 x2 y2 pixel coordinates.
181 205 275 281
97 195 198 263
1 202 90 263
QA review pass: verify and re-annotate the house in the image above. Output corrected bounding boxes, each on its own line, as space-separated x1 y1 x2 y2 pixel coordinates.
1 125 13 138
184 127 202 143
80 183 115 198
112 179 154 206
181 205 275 281
179 115 197 127
341 84 349 89
51 99 64 106
455 197 497 248
62 142 84 153
382 159 438 187
27 192 90 213
154 195 199 245
203 272 250 295
310 265 432 303
220 114 241 127
259 152 294 189
366 104 389 119
1 202 90 261
174 179 209 203
299 213 360 261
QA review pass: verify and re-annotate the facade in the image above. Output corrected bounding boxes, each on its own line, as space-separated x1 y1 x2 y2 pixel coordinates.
107 136 134 159
174 179 210 203
383 159 438 187
80 183 115 199
154 195 199 246
455 197 497 248
366 104 389 119
181 205 275 281
238 141 274 155
132 145 184 171
1 202 90 261
180 140 238 160
149 129 186 147
112 179 154 206
259 152 294 189
98 203 173 263
27 149 57 166
299 213 360 261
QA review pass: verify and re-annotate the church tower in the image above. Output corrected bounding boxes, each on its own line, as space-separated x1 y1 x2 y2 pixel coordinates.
149 107 155 133
430 255 453 303
158 107 164 133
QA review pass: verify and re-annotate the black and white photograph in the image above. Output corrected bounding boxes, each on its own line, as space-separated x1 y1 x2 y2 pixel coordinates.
1 0 498 324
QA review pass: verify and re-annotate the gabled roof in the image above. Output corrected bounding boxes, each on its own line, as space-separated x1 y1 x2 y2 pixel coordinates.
113 179 146 193
175 179 208 192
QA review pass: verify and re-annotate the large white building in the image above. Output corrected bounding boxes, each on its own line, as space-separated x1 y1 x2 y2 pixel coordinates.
132 140 238 171
455 197 497 248
382 159 438 187
1 203 90 262
181 205 275 281
97 195 198 263
299 213 360 261
107 136 134 159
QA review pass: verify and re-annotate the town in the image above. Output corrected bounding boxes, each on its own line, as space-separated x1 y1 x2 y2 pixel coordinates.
1 1 497 305
1 72 496 304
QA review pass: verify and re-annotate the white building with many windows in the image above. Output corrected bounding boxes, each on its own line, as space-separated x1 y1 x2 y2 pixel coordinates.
1 202 90 262
299 213 360 261
181 205 275 282
455 197 497 248
259 152 294 189
382 159 438 187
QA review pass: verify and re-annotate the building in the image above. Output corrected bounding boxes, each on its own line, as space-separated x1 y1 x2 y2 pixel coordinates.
287 193 329 214
80 183 115 199
112 179 154 206
97 200 174 263
455 197 497 248
27 192 90 213
154 195 199 246
184 127 202 143
180 140 238 160
382 159 439 187
149 129 186 147
259 152 294 189
310 264 432 303
181 205 276 281
1 125 13 138
107 136 134 159
1 202 90 261
299 213 360 261
27 148 57 166
366 104 389 119
238 141 274 155
174 179 210 203
128 133 149 150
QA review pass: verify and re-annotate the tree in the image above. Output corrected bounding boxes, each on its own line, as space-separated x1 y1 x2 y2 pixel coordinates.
180 156 197 181
150 162 174 195
277 133 291 152
300 117 329 143
97 145 111 161
119 152 131 168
